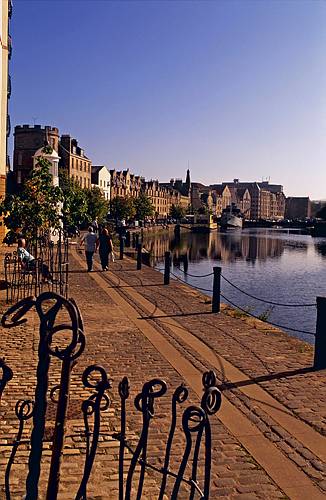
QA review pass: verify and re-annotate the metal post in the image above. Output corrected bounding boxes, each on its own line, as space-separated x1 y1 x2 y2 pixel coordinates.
212 266 221 313
164 251 171 285
136 243 142 270
314 296 326 369
125 231 131 247
183 253 188 274
119 236 124 260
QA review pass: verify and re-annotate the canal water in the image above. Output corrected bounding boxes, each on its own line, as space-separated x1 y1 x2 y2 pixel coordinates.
142 228 326 344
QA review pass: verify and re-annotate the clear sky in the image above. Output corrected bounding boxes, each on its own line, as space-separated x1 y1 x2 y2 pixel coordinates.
9 0 326 199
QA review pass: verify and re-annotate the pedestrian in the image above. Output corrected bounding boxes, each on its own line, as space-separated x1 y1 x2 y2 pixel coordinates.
92 218 99 235
80 226 97 272
17 238 52 283
96 228 113 271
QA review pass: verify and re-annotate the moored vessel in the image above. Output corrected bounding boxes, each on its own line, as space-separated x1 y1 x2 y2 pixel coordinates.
221 203 243 229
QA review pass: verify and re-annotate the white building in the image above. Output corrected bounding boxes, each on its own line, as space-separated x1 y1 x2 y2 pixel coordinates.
91 165 111 202
33 145 60 187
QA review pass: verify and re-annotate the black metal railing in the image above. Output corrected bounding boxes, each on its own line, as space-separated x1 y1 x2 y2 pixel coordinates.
0 292 221 499
3 229 69 303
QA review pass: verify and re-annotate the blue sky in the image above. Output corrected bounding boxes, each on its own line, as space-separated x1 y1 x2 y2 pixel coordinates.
9 0 326 199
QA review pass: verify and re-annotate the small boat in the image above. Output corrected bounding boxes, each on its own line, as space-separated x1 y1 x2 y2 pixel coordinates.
221 203 243 229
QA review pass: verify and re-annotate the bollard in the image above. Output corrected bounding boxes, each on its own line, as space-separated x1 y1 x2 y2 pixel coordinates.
136 243 142 270
164 251 171 285
183 253 189 274
212 266 221 313
314 296 326 369
119 236 124 260
125 231 131 247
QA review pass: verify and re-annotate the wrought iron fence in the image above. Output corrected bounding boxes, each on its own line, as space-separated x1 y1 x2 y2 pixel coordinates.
3 229 69 303
0 292 221 499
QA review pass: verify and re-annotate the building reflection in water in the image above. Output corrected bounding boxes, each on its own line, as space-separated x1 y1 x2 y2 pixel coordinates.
144 230 292 265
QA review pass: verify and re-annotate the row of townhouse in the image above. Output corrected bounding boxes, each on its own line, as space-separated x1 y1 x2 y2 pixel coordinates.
10 124 191 218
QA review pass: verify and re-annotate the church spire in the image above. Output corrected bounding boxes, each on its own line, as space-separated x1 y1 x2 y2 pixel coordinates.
185 168 191 195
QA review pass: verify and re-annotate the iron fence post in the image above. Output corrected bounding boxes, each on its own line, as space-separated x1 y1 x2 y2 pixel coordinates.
137 243 142 270
164 251 171 285
314 296 326 369
212 266 221 313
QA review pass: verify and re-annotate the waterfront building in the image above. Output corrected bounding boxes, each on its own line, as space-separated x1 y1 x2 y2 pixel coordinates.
217 180 285 220
110 169 141 199
0 0 12 230
91 165 111 201
211 185 232 216
285 197 311 220
13 125 60 188
160 169 191 211
59 135 92 189
142 179 182 218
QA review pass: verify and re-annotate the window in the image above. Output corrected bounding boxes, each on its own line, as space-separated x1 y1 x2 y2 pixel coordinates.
17 152 23 166
84 162 86 172
80 161 82 171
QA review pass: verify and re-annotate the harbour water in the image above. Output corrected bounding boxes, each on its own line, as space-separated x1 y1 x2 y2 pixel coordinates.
143 228 326 344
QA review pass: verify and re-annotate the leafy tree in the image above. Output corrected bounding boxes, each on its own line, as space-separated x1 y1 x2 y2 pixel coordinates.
109 196 136 221
59 169 88 228
134 193 154 221
169 204 186 220
0 152 63 240
85 186 110 224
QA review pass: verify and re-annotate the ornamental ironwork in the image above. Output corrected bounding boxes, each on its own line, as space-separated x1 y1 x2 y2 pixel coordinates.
0 292 221 499
3 229 69 303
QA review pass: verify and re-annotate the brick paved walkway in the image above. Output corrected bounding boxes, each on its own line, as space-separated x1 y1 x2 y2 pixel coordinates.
0 244 325 499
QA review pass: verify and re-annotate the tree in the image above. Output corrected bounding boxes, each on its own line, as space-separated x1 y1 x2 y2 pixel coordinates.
59 169 88 228
169 204 185 220
85 186 110 223
109 196 136 221
133 194 154 221
0 152 63 240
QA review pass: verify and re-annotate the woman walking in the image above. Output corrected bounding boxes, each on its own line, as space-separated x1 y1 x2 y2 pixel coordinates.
97 228 113 271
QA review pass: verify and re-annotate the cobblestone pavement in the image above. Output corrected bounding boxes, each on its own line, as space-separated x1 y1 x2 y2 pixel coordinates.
0 245 325 499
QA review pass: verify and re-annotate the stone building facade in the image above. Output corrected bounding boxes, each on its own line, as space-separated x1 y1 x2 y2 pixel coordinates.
13 125 60 187
0 0 12 235
109 169 142 199
219 180 285 220
159 169 191 211
59 135 92 189
142 179 182 218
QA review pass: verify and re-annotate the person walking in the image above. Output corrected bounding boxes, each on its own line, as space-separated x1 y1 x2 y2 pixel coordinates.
92 218 99 235
97 228 113 271
81 227 97 272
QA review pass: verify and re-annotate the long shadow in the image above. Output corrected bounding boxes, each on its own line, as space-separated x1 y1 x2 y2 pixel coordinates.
219 366 319 392
139 310 212 320
106 283 164 289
